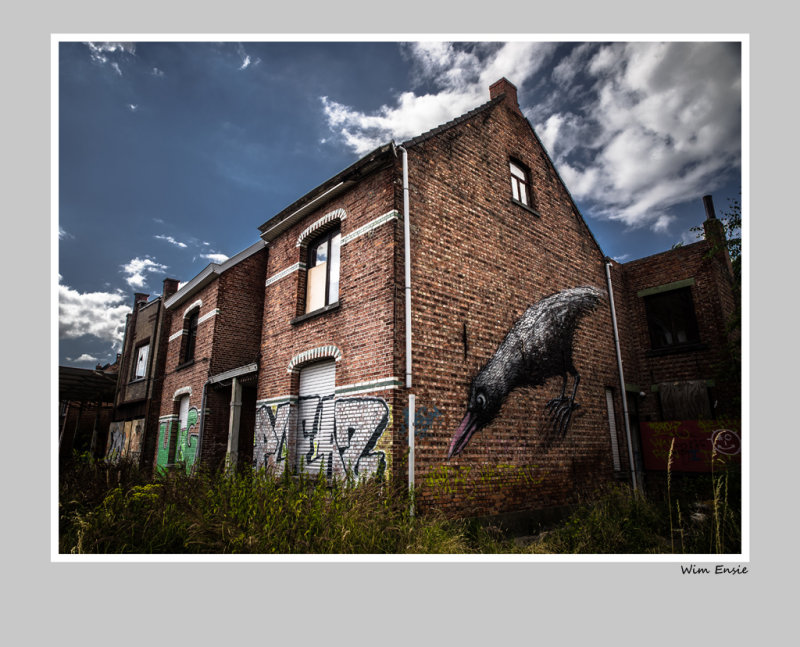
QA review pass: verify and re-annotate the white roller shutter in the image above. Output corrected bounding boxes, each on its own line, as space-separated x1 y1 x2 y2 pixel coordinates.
605 388 622 471
296 360 336 475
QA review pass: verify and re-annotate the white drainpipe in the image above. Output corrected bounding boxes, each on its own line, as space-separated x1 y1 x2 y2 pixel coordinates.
605 260 640 493
398 144 415 515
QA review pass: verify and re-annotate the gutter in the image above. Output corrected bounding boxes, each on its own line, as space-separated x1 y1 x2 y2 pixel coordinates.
605 260 640 492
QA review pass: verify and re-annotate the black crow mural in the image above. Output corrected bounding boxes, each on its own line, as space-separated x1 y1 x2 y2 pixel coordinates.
446 286 603 459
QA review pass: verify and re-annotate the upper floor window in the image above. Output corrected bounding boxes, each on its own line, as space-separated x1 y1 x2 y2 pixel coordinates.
509 159 534 209
643 287 700 349
305 229 341 313
132 343 150 380
183 309 199 363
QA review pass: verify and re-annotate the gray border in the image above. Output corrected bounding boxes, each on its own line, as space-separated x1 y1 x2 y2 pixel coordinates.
13 3 784 642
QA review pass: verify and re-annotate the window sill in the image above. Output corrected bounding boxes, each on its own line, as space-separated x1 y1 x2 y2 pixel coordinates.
511 199 541 217
291 300 341 325
129 377 146 384
645 342 707 358
176 359 196 371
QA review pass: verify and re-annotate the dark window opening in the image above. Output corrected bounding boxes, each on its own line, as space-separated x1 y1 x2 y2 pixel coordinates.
183 310 199 363
643 287 700 350
305 229 341 313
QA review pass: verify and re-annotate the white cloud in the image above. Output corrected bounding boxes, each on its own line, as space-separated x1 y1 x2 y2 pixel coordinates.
68 354 100 364
85 42 135 75
127 103 138 112
59 283 131 350
152 67 165 77
537 42 741 231
236 44 260 71
58 226 72 240
321 42 557 155
121 257 168 289
200 253 229 264
154 234 188 248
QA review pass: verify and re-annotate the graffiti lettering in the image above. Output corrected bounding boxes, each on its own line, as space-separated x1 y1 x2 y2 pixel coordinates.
253 396 390 480
253 402 294 473
399 405 442 440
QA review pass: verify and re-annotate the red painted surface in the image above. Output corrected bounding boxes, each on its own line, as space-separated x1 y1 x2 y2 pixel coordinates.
640 420 741 472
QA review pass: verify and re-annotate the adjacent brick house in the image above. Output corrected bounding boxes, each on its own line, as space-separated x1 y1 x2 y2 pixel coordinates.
107 78 739 519
154 241 267 474
107 286 173 466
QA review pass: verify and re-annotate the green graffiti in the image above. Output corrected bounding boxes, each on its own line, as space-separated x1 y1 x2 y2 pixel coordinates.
422 463 544 500
156 408 200 475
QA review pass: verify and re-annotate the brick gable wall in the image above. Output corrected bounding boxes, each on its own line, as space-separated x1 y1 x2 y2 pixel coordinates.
401 99 626 517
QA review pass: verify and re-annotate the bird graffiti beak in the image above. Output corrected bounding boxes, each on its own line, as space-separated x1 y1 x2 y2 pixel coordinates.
447 412 478 459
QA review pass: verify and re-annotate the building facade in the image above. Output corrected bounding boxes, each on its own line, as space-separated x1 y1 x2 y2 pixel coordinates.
105 78 739 518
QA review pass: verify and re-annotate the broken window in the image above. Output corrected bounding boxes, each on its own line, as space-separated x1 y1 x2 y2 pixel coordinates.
643 287 700 349
132 343 149 380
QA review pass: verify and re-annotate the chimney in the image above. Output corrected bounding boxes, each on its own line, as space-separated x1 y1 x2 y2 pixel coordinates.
134 293 149 308
162 278 180 299
702 194 726 249
489 78 521 114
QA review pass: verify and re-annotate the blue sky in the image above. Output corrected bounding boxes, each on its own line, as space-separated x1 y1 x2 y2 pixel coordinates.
57 38 742 369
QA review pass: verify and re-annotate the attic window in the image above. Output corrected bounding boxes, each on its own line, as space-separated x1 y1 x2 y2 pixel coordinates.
509 159 536 211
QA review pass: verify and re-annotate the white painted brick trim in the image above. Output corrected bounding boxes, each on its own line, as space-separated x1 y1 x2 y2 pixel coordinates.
197 308 219 325
287 345 342 373
296 208 347 247
172 386 192 400
341 210 399 245
265 261 306 287
182 299 203 320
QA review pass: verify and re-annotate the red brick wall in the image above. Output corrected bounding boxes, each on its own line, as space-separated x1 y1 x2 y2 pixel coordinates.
401 98 624 517
256 165 400 479
618 240 739 421
157 247 267 470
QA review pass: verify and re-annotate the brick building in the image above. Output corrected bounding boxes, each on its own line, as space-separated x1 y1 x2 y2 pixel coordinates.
106 286 173 466
154 241 267 474
107 78 738 519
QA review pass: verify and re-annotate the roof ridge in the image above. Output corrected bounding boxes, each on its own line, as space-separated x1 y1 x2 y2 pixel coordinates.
401 95 504 148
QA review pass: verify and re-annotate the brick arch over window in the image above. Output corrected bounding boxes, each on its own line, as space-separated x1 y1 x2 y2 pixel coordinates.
296 208 347 248
287 345 342 373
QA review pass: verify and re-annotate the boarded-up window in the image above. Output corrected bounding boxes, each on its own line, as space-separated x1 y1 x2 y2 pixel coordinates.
659 380 712 420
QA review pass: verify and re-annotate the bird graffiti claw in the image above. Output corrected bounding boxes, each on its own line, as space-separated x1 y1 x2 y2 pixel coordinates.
546 397 580 436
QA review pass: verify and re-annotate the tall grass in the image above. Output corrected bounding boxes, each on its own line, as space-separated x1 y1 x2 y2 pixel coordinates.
59 453 741 555
60 456 472 554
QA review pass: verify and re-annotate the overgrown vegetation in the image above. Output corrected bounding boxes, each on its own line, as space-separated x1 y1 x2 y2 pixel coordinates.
59 454 740 555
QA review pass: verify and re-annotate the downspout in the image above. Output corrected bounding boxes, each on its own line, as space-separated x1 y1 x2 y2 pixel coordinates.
605 260 639 493
397 144 415 515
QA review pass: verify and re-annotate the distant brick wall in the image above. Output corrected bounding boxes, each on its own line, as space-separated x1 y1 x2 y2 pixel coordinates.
618 240 739 421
